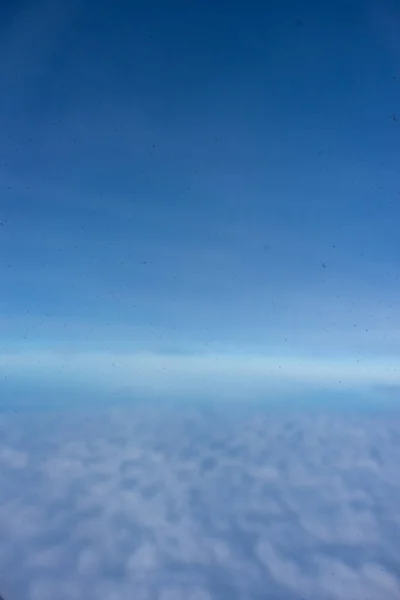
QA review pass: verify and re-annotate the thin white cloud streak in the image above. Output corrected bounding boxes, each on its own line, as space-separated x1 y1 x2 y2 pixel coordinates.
1 351 400 397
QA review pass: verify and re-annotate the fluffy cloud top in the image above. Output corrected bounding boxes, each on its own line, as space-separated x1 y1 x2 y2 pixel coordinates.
0 402 399 599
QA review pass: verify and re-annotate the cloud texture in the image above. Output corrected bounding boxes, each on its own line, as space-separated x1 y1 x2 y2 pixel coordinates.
0 403 399 599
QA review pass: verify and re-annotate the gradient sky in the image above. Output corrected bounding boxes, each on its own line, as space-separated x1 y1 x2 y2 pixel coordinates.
0 0 399 403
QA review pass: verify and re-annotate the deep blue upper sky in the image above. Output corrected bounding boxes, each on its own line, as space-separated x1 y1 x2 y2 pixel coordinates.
0 0 399 397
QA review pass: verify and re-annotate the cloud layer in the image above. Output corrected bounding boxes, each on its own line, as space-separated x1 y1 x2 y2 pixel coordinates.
0 402 399 599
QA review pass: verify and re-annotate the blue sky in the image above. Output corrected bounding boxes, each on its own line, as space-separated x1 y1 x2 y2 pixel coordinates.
0 0 399 404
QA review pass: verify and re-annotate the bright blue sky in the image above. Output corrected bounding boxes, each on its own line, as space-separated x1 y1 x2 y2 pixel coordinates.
0 0 399 403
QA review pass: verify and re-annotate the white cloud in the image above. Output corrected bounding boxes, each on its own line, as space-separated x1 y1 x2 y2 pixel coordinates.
0 404 400 599
0 446 28 469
